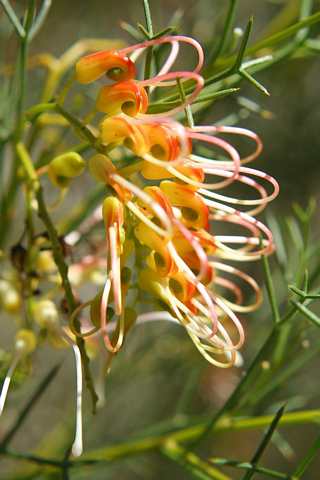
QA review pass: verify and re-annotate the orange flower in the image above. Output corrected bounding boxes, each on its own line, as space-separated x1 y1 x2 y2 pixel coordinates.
96 80 148 116
75 50 136 84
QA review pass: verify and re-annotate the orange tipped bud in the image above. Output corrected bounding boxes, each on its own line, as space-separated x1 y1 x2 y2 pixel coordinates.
100 116 148 155
144 124 183 161
89 154 130 200
143 186 174 218
135 222 176 276
102 196 124 229
96 80 148 117
160 181 209 230
75 50 136 84
168 272 196 303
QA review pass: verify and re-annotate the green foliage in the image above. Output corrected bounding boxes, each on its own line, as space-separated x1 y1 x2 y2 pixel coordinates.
0 0 320 479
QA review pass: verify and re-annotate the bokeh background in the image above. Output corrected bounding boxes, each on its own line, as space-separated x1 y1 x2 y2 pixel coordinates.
1 0 320 478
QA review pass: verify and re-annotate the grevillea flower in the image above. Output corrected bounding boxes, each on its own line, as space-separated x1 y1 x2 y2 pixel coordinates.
0 33 279 458
71 34 279 370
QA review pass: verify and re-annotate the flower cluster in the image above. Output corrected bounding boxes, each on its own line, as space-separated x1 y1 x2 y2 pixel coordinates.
0 34 279 456
71 35 278 367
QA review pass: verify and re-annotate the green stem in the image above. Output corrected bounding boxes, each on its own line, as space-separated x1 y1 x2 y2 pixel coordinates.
262 250 281 324
1 409 319 472
142 0 154 90
241 406 285 480
15 142 98 412
211 459 291 480
143 0 153 36
36 188 98 412
162 440 230 480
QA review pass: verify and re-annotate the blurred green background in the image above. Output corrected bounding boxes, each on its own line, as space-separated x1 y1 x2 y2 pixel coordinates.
1 0 320 478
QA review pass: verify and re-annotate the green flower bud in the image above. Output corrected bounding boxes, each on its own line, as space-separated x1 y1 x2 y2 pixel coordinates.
48 152 85 188
32 299 59 329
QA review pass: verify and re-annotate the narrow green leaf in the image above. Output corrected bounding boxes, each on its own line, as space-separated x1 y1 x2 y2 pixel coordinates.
120 21 143 40
0 363 61 449
0 0 26 38
29 0 52 40
137 22 151 38
289 285 320 299
142 0 154 37
148 88 239 113
233 16 253 71
241 405 286 480
262 247 281 324
211 458 290 479
177 78 194 127
291 301 320 328
293 432 320 478
151 26 176 39
240 69 270 96
208 0 238 63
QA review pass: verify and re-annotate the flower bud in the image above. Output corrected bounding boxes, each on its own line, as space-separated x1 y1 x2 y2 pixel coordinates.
160 181 209 230
15 329 37 355
0 280 21 313
96 81 148 117
75 50 136 84
100 117 147 156
32 299 59 329
48 152 85 188
36 251 56 273
102 196 124 229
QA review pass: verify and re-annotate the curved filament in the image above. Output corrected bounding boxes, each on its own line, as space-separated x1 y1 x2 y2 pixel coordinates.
119 35 204 75
190 125 263 164
212 261 262 312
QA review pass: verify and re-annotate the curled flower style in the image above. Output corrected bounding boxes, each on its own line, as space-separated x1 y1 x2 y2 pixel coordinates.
68 33 279 369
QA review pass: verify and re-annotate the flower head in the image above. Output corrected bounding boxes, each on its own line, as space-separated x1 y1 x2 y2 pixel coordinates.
69 34 279 368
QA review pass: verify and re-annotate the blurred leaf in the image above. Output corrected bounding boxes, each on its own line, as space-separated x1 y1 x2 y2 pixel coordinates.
241 405 286 479
211 458 290 479
0 363 61 449
162 439 230 480
293 431 320 478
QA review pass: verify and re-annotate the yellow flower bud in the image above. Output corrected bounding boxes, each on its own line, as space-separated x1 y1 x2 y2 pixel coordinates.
32 299 59 329
48 152 85 188
102 196 124 229
36 250 56 273
15 329 37 355
0 280 21 313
